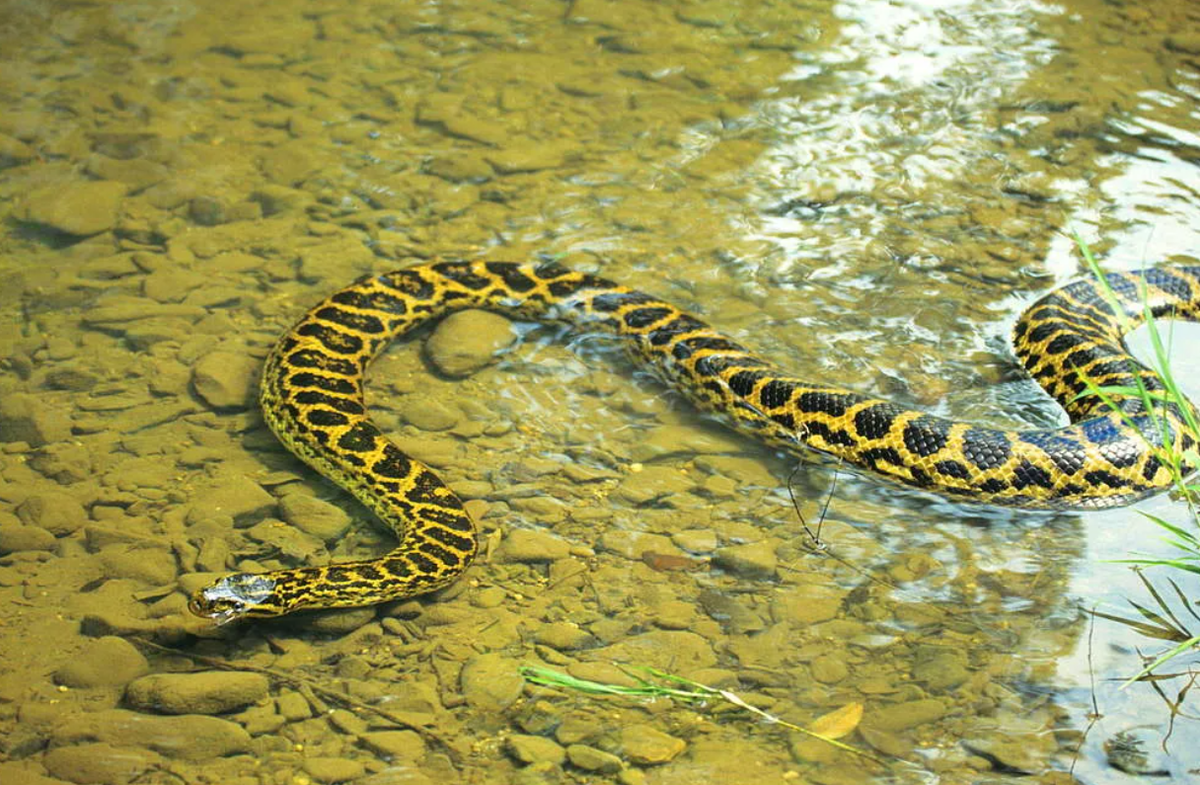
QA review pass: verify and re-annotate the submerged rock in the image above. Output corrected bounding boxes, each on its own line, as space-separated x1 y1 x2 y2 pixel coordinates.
425 309 517 377
124 671 269 715
54 637 149 689
20 180 128 236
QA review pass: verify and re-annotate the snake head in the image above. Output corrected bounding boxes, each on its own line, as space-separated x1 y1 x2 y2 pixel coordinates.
188 573 278 625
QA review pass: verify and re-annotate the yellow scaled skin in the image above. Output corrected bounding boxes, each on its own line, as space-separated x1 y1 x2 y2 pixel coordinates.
189 260 1200 622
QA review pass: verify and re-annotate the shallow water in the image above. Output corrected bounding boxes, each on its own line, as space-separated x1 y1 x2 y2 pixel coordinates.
0 0 1198 783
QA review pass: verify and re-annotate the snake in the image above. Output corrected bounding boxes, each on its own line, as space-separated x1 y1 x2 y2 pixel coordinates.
188 260 1200 622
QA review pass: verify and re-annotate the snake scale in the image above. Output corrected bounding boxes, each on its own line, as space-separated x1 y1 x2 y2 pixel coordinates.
189 260 1200 621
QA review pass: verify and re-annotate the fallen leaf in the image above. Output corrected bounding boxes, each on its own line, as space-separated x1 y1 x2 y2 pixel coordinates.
807 702 863 739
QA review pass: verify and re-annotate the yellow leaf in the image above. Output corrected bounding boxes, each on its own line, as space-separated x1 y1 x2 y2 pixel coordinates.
807 702 863 739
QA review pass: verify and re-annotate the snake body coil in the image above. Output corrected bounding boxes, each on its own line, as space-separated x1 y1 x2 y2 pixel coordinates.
189 261 1200 621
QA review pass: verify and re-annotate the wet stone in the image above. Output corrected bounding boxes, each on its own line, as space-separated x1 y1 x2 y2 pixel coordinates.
359 730 426 760
506 733 567 766
54 636 149 689
460 652 524 712
912 646 969 691
0 392 71 446
124 671 270 715
425 309 518 377
534 621 595 650
42 742 164 785
864 698 948 732
276 690 312 721
498 528 571 563
672 529 717 553
614 466 694 505
304 757 366 783
277 493 352 541
186 476 276 524
619 724 686 765
50 709 253 760
397 397 461 431
810 654 849 684
0 519 56 553
713 540 778 579
770 584 846 626
191 350 260 410
600 530 680 560
20 180 128 236
100 546 177 585
593 630 717 672
566 744 623 774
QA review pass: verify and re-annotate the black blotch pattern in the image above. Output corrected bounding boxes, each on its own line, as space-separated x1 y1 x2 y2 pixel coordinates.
406 470 453 505
548 278 586 297
1142 454 1162 481
422 507 475 532
379 558 411 578
1046 332 1085 356
903 416 949 457
378 270 434 299
297 323 364 355
331 288 408 315
294 390 364 415
486 262 537 292
853 404 897 441
979 478 1009 494
418 541 461 566
804 421 857 448
796 392 854 416
337 422 378 453
314 306 384 333
624 306 673 329
860 446 904 467
286 350 358 376
771 412 795 430
1020 433 1085 476
432 263 490 290
424 527 475 555
1011 460 1054 490
648 315 707 345
934 459 970 479
962 428 1011 470
289 372 357 395
371 445 413 479
728 370 763 398
591 291 655 312
759 380 795 409
1084 469 1128 488
307 409 349 427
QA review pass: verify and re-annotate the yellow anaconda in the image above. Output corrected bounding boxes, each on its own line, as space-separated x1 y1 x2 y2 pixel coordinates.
189 260 1200 621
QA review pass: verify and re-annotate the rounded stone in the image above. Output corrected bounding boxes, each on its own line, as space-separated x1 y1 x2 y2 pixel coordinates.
566 744 623 774
0 392 71 446
498 528 571 563
0 520 56 554
17 491 88 536
304 757 366 783
713 540 778 578
506 733 567 766
55 636 150 689
191 350 260 410
124 671 270 715
42 742 163 785
425 309 517 377
460 652 524 712
277 493 352 541
619 724 686 765
21 180 128 236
